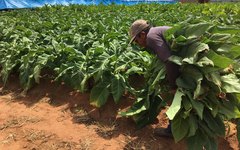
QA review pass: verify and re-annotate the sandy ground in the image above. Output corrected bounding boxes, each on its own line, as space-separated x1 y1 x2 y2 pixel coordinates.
0 75 239 150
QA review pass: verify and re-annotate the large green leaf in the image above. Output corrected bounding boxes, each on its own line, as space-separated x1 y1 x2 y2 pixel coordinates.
208 33 231 42
168 55 183 65
221 74 240 93
187 114 198 137
205 72 222 87
187 130 207 150
172 114 189 142
206 50 234 69
1 59 17 85
203 110 225 137
196 56 214 67
166 89 184 120
182 42 209 65
204 136 218 150
219 99 240 119
177 66 204 99
150 66 166 90
134 95 164 129
111 74 126 104
205 92 221 117
190 98 204 120
215 44 240 59
33 65 41 83
126 66 143 75
184 22 213 38
176 75 196 90
199 120 215 137
119 97 147 116
193 73 204 100
90 81 110 107
228 45 240 59
211 26 240 35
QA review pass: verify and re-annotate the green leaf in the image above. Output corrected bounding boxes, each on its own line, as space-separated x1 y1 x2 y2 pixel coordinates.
185 22 213 38
215 44 240 59
150 66 166 90
228 45 240 59
80 75 89 92
166 89 184 120
172 115 189 142
90 81 110 107
182 42 209 65
1 60 16 85
168 55 183 65
191 100 204 120
126 66 143 75
135 95 163 129
163 24 181 42
219 99 240 119
175 35 187 43
196 56 214 67
221 74 240 93
199 66 220 74
33 65 41 83
115 64 127 72
182 97 192 111
188 114 198 137
212 26 240 35
187 130 207 150
193 73 203 100
186 91 204 120
111 74 125 104
199 121 215 137
208 33 231 42
203 110 225 137
206 93 221 117
205 72 222 87
177 66 204 99
206 50 234 69
204 137 218 150
119 98 146 116
176 75 196 90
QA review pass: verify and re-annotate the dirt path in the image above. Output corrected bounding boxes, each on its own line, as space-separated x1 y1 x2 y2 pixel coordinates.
0 75 238 150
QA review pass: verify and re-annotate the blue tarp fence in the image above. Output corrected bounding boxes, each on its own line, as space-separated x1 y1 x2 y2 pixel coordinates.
0 0 176 9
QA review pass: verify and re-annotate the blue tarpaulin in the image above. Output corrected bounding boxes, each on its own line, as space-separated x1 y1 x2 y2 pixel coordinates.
0 0 176 9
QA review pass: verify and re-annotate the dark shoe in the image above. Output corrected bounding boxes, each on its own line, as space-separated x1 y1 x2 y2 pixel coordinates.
154 128 173 138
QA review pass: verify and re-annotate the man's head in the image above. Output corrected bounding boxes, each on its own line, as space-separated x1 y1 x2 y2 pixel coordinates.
129 19 151 48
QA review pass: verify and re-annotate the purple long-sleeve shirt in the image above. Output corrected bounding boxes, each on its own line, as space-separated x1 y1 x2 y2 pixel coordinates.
146 26 180 89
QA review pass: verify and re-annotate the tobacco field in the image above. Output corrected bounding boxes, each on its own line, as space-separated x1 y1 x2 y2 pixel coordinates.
0 3 240 149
